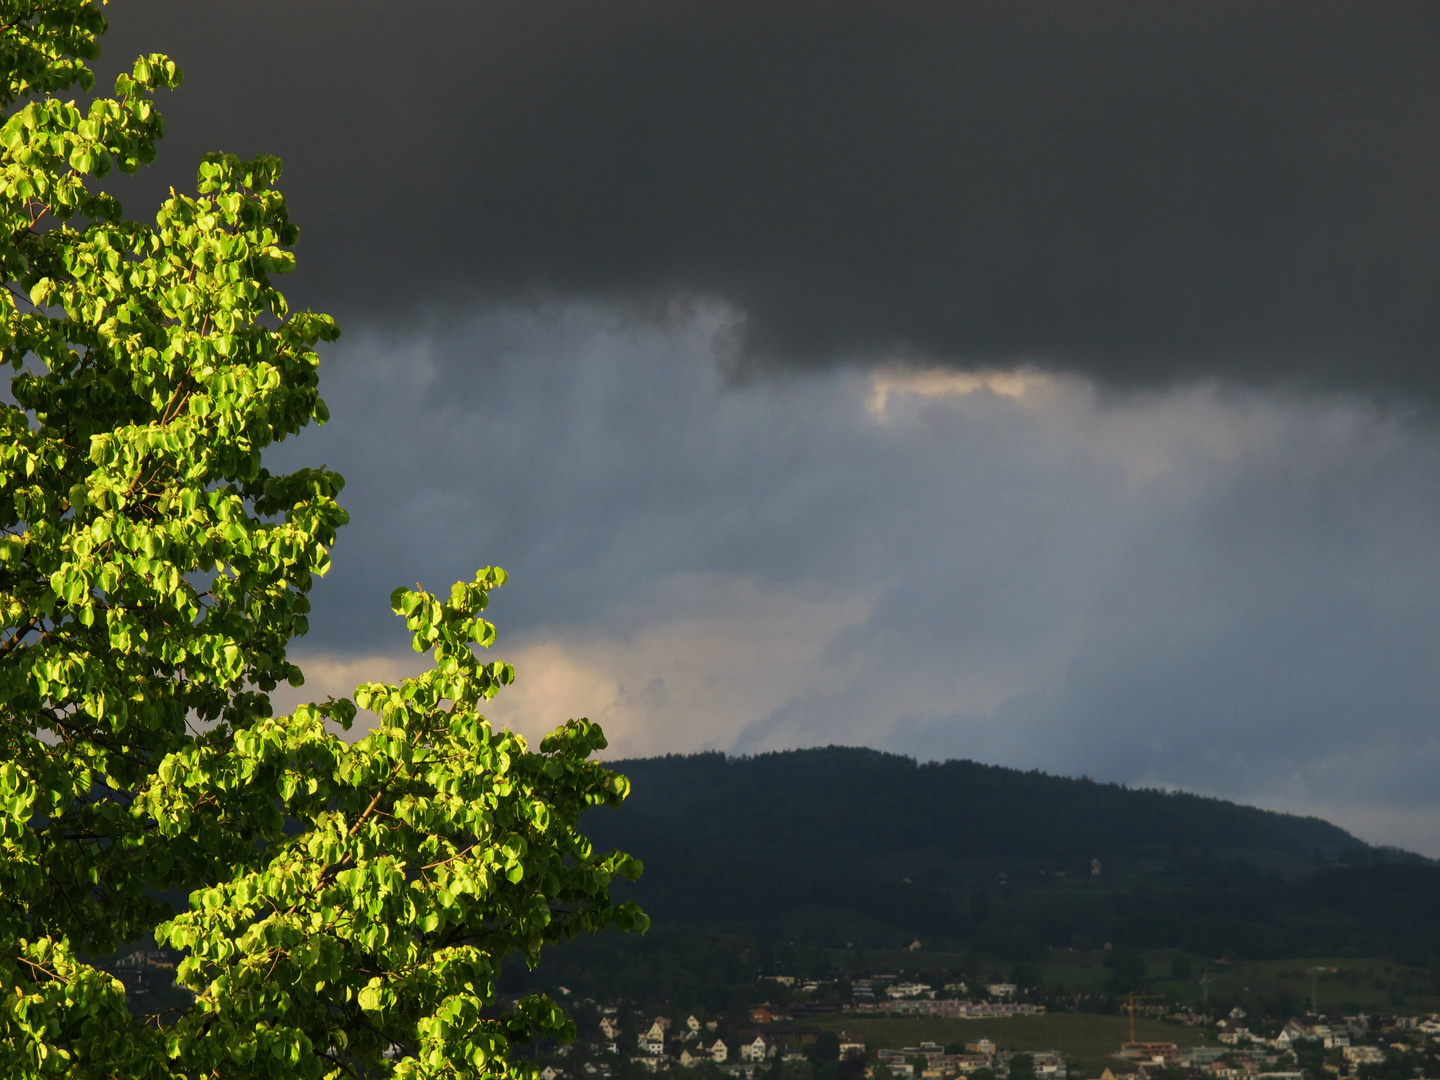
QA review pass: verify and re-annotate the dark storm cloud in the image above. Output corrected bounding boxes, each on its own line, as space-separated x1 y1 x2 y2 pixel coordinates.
98 1 1440 395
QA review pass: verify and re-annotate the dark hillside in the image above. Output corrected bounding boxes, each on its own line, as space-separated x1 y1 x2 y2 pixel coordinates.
582 747 1435 960
602 748 1366 864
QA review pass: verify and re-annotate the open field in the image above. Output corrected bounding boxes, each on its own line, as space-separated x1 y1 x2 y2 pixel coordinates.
827 947 1440 1017
1040 952 1440 1017
1170 957 1440 1017
809 1014 1214 1075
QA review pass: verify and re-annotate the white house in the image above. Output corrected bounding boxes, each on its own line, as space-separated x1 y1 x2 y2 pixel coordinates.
646 1022 667 1043
710 1039 730 1063
1343 1047 1385 1066
741 1037 771 1063
1030 1052 1066 1077
687 1016 702 1033
599 1018 620 1040
887 982 931 999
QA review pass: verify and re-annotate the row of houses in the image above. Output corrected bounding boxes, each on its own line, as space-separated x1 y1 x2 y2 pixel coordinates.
1100 1067 1301 1080
603 1015 718 1043
626 1022 844 1074
1215 1015 1392 1053
849 980 1015 1003
608 1030 1060 1080
878 983 1018 1002
875 1039 1065 1079
1116 1035 1359 1078
104 949 181 997
848 999 1046 1019
580 1004 1440 1080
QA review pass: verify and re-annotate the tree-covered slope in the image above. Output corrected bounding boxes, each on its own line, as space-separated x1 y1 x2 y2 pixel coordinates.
582 747 1440 960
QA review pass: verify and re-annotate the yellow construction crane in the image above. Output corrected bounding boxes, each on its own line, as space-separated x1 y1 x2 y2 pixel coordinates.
1126 993 1163 1044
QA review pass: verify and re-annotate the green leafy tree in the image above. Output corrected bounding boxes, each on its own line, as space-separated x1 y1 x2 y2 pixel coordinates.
808 1032 840 1065
0 3 645 1077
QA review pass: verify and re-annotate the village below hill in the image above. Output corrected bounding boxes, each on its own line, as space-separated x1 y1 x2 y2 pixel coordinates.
505 962 1440 1080
102 938 1440 1080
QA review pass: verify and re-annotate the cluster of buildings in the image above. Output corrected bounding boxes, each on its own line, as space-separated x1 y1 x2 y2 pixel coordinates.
849 1000 1047 1019
102 945 1440 1080
597 1019 1059 1080
1108 1039 1296 1079
538 999 1440 1080
875 1038 1065 1079
106 949 180 998
795 978 1047 1020
1104 1011 1440 1080
596 1012 842 1077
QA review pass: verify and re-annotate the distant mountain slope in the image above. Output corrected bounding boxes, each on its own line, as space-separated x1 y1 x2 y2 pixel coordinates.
582 747 1440 960
601 747 1368 864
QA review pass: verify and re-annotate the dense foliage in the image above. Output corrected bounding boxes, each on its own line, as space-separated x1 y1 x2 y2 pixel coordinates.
0 3 643 1077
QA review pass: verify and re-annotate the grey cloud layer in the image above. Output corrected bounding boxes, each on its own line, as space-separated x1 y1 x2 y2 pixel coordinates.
277 306 1440 852
101 1 1440 394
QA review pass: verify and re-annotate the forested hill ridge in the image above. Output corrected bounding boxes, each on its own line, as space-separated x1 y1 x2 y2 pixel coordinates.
600 748 1374 865
582 747 1440 961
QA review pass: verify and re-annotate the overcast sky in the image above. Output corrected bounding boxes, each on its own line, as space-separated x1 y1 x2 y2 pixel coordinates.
96 1 1440 854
